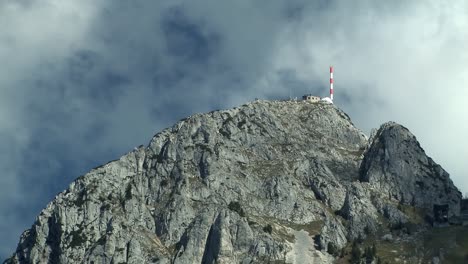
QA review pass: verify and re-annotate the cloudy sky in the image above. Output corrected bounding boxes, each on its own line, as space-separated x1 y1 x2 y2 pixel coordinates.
1 0 467 259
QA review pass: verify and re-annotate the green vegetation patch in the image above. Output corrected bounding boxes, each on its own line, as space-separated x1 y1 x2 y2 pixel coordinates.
423 226 468 263
195 143 213 154
263 224 273 234
286 220 324 236
96 235 107 246
73 189 87 207
398 204 427 224
247 160 285 179
125 184 132 200
228 201 245 217
337 225 468 263
69 229 86 248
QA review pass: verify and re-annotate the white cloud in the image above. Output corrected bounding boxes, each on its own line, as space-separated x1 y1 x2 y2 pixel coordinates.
0 0 103 258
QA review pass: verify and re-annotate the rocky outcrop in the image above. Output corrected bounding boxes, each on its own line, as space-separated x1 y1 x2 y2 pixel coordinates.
4 100 461 264
360 122 461 217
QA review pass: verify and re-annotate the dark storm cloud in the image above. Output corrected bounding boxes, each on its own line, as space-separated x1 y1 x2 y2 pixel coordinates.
162 7 221 64
1 0 467 260
66 52 130 108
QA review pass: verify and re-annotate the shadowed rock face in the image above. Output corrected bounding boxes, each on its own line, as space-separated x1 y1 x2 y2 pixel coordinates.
4 100 461 264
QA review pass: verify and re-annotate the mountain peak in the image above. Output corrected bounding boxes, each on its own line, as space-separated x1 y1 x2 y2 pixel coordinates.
5 100 462 264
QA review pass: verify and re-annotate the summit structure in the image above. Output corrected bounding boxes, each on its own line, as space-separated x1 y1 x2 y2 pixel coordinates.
329 66 334 102
303 66 334 104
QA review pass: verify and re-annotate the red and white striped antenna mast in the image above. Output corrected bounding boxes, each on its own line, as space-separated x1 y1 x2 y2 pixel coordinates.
330 66 334 102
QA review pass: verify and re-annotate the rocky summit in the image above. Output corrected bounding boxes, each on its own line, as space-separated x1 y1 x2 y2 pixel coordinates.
4 100 465 264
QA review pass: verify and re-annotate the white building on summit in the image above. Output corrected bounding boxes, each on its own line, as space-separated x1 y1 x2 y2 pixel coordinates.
302 95 320 102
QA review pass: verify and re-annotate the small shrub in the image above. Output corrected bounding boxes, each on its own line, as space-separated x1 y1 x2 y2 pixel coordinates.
350 241 361 264
160 179 168 187
125 185 132 200
69 229 86 248
97 236 107 245
219 129 230 138
100 203 111 212
371 244 377 256
313 235 322 250
237 120 247 128
327 242 338 256
364 246 375 264
156 153 164 163
364 225 372 235
356 233 364 244
228 201 245 217
340 247 346 258
391 221 403 231
73 190 86 207
403 222 418 235
263 224 273 234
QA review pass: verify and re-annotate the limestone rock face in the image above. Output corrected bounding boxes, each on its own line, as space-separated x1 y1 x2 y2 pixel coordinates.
4 100 461 264
360 122 461 217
